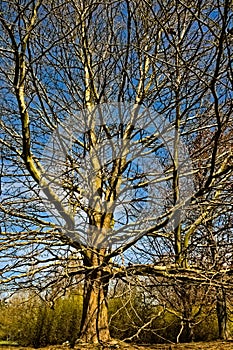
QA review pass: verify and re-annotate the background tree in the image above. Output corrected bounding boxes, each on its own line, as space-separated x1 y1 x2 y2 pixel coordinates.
0 0 232 345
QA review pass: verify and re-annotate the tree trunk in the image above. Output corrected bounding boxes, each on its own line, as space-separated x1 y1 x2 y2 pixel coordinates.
79 254 110 344
216 287 229 340
178 284 194 343
177 320 194 344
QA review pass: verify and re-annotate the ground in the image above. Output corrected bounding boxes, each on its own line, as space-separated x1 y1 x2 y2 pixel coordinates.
1 341 233 350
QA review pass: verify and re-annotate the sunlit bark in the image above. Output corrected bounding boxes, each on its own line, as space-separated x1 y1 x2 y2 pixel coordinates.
0 0 232 344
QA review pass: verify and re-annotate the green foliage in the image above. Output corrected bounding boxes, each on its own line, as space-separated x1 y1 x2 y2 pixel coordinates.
109 296 178 344
108 289 180 344
108 286 224 344
0 286 230 346
194 314 219 342
0 292 82 347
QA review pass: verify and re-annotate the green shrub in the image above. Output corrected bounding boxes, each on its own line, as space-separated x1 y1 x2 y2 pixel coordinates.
108 291 180 344
0 292 82 347
194 313 219 341
0 285 227 345
108 288 220 344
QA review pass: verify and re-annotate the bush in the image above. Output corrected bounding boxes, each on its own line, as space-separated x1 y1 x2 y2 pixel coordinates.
0 285 228 345
0 292 82 347
108 286 221 344
108 290 180 344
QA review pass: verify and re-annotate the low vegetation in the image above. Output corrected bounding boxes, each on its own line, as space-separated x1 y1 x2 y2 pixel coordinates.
0 287 231 349
1 341 233 350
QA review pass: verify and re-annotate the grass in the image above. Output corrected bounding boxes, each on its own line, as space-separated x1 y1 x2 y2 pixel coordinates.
0 341 233 350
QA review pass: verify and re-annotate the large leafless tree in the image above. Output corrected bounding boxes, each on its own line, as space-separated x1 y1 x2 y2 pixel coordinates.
0 0 232 344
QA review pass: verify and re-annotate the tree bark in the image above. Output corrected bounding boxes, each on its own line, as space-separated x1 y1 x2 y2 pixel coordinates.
216 287 229 340
79 254 110 344
179 284 194 343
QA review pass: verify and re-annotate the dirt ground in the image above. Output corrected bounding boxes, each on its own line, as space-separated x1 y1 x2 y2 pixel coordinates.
1 341 233 350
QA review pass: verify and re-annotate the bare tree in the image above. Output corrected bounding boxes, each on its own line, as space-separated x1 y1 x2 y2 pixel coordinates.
0 0 232 344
